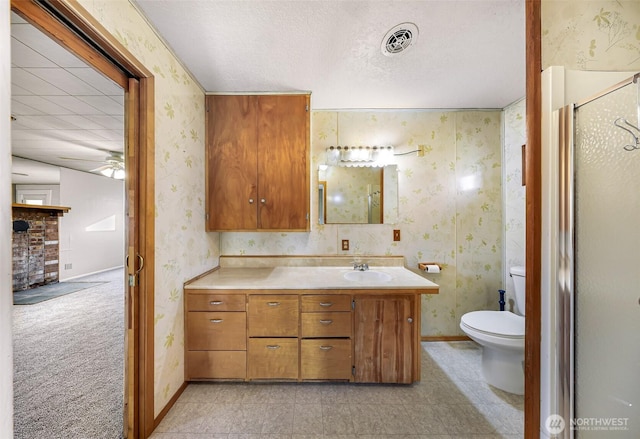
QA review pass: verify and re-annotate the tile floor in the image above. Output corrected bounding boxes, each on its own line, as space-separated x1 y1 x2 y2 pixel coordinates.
150 341 523 438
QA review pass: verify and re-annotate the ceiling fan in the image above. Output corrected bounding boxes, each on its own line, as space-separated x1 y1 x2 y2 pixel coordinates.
58 151 125 179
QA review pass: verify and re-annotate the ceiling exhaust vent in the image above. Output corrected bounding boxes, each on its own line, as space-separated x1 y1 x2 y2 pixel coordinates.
381 22 418 56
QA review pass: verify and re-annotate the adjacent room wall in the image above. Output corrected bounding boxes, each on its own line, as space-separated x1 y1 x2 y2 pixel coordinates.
1 2 14 437
222 110 506 337
58 168 125 280
76 0 218 418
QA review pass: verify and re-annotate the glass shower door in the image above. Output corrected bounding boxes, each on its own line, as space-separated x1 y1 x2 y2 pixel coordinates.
573 78 640 437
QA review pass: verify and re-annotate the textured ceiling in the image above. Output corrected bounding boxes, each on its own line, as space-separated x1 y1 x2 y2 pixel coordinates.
11 1 525 185
134 0 525 109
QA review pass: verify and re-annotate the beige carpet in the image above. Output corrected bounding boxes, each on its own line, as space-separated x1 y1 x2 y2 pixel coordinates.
13 268 125 439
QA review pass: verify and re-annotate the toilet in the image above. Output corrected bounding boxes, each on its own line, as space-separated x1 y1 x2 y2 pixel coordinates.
460 266 525 395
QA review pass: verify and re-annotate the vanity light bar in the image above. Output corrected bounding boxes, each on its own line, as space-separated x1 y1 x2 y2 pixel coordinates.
326 145 394 167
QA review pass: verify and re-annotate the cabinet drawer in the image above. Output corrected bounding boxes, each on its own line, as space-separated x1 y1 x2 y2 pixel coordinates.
248 295 299 337
301 339 352 380
186 351 246 379
301 312 351 338
301 295 351 312
247 338 298 379
186 294 245 312
187 312 246 351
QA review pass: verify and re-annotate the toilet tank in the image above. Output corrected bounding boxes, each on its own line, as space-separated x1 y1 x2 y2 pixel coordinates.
510 266 526 315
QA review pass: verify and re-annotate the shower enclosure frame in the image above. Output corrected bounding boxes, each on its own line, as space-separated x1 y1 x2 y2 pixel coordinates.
557 72 640 439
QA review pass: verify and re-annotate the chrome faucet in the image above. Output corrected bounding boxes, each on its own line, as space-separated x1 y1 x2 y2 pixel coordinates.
353 262 369 271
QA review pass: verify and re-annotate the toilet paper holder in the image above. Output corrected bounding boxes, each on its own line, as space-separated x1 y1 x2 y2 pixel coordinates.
418 262 442 273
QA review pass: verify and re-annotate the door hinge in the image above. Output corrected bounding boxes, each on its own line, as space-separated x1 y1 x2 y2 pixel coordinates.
306 212 309 220
352 299 355 310
305 105 309 112
352 366 356 376
205 213 209 221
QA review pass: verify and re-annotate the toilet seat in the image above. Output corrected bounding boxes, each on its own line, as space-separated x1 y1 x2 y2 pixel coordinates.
460 310 524 339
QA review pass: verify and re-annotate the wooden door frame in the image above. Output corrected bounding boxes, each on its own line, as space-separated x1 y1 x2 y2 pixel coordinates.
525 1 542 438
10 1 155 437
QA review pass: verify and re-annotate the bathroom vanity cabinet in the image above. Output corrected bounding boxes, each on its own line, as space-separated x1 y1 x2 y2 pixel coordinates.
205 94 310 231
353 295 415 383
185 289 422 383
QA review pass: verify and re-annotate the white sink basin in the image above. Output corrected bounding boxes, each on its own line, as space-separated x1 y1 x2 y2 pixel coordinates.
343 270 392 282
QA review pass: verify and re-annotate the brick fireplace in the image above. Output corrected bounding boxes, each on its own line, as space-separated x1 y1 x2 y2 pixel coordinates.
12 204 70 292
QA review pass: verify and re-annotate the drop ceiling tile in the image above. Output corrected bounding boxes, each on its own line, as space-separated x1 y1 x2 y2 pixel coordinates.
10 12 27 24
27 67 102 96
10 99 45 116
11 84 32 96
11 23 86 68
12 67 67 96
54 115 108 131
11 38 58 68
45 96 106 115
84 114 123 130
92 129 125 141
66 68 123 96
12 95 72 115
13 115 85 131
76 95 124 115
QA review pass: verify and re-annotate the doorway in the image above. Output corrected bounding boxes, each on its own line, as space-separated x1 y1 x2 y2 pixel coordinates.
10 0 155 437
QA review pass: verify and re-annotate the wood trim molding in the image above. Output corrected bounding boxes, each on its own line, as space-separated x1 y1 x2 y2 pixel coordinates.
153 382 187 430
421 335 471 342
525 1 542 438
139 75 156 439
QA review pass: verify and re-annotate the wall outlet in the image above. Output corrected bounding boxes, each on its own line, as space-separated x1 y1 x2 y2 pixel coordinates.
417 145 425 157
393 230 401 241
341 239 349 251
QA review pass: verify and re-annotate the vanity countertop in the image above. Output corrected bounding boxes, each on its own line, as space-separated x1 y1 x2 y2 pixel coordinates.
185 265 439 292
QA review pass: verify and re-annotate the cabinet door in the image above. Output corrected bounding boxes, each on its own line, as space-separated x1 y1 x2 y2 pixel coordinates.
206 95 258 230
353 295 414 383
256 95 309 230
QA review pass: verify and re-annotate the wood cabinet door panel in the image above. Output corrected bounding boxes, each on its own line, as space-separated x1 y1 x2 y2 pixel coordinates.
256 95 309 230
301 294 351 312
248 295 299 337
301 339 352 380
186 351 246 380
248 338 298 379
301 312 351 338
206 95 258 230
186 294 246 312
353 296 414 383
187 312 247 351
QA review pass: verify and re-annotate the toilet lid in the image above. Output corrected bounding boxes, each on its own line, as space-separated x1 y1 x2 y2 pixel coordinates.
461 311 524 338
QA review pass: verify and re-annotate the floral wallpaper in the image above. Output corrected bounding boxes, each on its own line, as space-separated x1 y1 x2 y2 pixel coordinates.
76 0 219 417
503 99 527 312
542 0 640 71
223 110 506 336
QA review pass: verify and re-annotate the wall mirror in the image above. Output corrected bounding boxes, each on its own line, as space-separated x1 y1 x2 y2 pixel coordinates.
318 165 398 224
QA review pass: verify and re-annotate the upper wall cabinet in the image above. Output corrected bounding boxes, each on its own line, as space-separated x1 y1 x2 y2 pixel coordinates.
205 94 310 231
